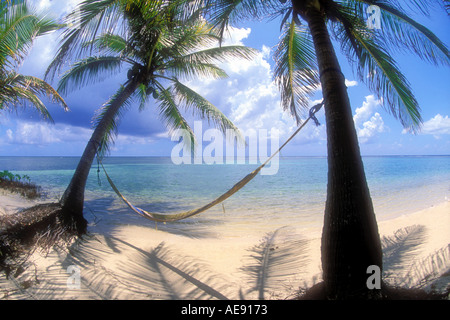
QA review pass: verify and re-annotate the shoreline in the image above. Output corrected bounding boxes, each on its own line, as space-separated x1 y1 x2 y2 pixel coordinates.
0 192 448 300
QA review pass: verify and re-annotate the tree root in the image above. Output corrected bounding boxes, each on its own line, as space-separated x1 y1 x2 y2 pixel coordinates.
0 202 87 277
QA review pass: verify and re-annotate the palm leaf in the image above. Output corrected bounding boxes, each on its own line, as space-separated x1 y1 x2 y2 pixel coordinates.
172 79 242 138
165 60 228 81
0 71 68 120
352 0 450 65
57 56 126 95
158 19 221 56
173 45 257 65
92 83 134 158
203 0 273 43
83 33 128 56
0 76 52 121
154 80 196 152
45 0 124 81
16 75 69 111
274 20 319 124
333 9 422 131
0 2 40 67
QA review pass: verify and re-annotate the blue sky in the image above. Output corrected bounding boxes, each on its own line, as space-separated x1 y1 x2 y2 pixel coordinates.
0 0 449 157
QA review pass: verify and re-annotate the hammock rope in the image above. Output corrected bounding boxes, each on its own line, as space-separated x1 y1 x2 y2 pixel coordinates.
100 102 324 223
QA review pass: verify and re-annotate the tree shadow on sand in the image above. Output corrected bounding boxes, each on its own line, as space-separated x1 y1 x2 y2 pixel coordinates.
380 224 450 296
83 197 222 240
58 226 310 300
238 226 310 299
1 224 448 300
0 226 311 300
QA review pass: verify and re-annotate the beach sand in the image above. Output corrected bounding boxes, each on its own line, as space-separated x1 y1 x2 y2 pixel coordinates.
0 192 448 300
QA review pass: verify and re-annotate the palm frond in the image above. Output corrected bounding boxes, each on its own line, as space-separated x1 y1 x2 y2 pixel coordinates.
0 74 53 121
57 56 126 95
0 71 68 120
83 33 128 56
165 60 228 81
158 18 221 56
273 20 320 124
173 45 257 65
333 8 422 131
0 2 41 67
92 83 134 158
45 0 124 81
135 83 148 112
154 80 196 152
203 0 275 43
17 75 69 111
172 79 242 138
352 0 450 65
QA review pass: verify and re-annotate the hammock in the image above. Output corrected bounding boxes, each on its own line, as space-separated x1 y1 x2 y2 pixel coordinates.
101 103 323 223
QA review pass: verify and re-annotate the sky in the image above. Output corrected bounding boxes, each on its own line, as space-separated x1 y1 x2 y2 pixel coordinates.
0 0 449 157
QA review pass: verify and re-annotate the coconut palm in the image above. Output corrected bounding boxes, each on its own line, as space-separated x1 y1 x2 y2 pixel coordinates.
199 0 449 298
0 0 67 119
45 0 255 234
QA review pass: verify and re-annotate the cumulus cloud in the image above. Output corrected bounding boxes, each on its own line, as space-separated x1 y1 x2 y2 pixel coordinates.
6 121 92 145
183 27 327 148
345 79 358 87
353 95 386 143
421 114 450 138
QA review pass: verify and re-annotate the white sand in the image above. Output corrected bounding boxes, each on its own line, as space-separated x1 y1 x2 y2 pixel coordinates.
0 192 448 300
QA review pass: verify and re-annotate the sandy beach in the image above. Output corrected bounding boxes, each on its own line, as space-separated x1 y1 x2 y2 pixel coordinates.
0 191 448 300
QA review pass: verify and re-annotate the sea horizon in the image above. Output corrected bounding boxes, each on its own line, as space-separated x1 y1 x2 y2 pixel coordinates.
1 155 449 238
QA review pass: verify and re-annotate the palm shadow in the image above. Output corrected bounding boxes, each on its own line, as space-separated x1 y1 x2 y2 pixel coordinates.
381 224 449 292
83 197 219 239
56 234 234 299
239 226 310 300
56 226 312 300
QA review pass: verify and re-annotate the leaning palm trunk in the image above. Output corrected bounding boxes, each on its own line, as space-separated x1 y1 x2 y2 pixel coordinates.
306 9 382 299
59 79 140 233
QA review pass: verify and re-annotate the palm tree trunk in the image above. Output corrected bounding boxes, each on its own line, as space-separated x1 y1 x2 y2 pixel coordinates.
305 8 383 299
59 79 140 233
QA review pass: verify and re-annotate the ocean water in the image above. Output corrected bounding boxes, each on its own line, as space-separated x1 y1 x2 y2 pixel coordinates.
1 156 449 237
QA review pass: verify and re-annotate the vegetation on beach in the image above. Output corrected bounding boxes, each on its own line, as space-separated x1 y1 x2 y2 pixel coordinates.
0 170 41 199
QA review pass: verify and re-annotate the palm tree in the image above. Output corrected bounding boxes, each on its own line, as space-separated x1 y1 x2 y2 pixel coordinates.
199 0 449 299
0 0 67 119
45 1 256 234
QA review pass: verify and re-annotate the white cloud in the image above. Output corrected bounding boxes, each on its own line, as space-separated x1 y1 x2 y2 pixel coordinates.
222 27 252 46
183 26 328 151
6 121 92 145
353 95 386 143
421 114 450 138
357 112 385 144
345 79 358 87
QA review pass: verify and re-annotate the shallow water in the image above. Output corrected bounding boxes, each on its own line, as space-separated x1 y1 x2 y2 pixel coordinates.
1 156 449 237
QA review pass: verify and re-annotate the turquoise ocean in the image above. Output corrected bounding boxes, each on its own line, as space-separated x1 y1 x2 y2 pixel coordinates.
1 156 449 237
